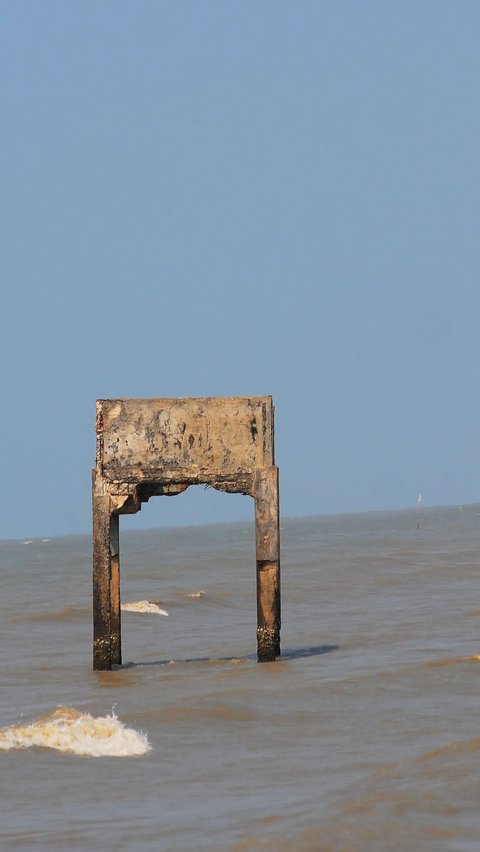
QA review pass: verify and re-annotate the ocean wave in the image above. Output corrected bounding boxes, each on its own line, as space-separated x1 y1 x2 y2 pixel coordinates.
121 601 168 616
415 735 480 762
0 707 151 757
184 591 205 599
24 606 88 623
423 654 480 668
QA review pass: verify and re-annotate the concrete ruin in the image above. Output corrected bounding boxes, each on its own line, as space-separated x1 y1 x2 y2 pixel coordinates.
92 396 280 669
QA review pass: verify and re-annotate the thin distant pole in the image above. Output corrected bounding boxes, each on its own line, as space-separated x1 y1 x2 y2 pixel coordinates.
416 493 423 530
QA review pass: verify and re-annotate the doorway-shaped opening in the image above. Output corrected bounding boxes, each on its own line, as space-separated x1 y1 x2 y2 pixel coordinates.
111 485 258 664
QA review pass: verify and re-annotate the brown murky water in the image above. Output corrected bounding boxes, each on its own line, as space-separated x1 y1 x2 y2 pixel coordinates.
1 505 480 850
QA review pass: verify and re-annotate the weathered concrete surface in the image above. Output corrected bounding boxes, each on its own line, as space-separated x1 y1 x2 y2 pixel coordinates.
97 396 274 492
92 488 119 670
255 466 281 661
92 396 280 669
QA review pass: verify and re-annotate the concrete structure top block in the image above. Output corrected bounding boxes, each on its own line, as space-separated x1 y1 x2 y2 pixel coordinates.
96 396 274 483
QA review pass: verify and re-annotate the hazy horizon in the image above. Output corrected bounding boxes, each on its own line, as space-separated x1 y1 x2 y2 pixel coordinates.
6 496 477 543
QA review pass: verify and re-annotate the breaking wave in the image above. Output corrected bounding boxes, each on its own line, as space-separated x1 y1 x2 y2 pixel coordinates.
121 601 168 616
0 707 151 757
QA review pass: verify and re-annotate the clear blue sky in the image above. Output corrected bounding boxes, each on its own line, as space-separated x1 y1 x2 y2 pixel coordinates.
1 1 479 538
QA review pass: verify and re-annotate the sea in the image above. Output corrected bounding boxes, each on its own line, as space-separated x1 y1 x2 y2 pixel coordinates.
1 504 480 851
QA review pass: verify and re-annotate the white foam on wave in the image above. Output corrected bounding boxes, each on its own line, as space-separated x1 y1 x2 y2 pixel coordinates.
0 707 151 757
121 600 169 616
184 590 205 599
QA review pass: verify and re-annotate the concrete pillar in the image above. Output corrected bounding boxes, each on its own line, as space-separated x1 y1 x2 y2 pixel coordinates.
254 466 281 662
109 512 121 666
92 490 121 670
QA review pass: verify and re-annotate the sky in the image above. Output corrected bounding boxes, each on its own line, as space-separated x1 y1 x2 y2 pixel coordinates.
1 1 480 538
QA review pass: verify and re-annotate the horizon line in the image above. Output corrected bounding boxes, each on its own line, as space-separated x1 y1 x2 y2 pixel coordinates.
2 499 478 544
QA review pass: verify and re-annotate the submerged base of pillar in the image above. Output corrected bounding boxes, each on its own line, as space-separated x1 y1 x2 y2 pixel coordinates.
257 626 280 662
93 637 113 671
